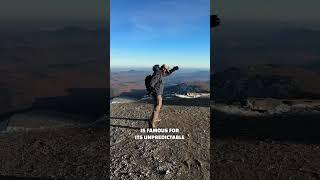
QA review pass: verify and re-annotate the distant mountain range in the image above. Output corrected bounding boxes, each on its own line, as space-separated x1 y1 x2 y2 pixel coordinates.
0 26 107 116
111 69 210 98
0 26 105 49
214 25 320 73
164 82 209 95
214 64 320 103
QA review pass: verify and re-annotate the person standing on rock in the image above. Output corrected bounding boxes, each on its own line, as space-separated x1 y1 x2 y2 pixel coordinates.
148 64 179 128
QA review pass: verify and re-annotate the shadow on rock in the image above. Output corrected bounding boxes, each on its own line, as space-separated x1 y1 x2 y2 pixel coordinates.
110 116 148 130
213 109 320 144
110 117 149 122
142 97 210 107
110 124 141 130
32 88 109 122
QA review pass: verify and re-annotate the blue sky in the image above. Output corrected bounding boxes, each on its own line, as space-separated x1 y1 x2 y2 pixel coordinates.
110 0 210 69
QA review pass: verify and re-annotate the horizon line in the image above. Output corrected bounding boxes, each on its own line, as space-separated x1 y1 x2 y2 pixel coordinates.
110 66 210 70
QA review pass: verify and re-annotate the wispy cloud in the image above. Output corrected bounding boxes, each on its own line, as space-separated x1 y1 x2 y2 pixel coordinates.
111 0 209 40
132 0 208 35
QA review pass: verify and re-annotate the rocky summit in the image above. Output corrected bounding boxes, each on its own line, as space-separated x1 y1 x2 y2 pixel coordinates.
110 98 210 179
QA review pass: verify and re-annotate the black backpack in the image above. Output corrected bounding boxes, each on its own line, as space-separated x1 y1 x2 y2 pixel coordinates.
145 74 153 94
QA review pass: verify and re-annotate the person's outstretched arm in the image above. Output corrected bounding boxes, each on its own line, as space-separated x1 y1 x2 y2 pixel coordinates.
164 66 179 77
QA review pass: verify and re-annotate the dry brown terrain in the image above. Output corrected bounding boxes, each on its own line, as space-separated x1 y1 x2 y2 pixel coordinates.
212 139 320 179
212 104 320 179
0 125 109 179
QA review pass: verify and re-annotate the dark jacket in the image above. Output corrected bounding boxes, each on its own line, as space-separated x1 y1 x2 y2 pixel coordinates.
150 65 176 95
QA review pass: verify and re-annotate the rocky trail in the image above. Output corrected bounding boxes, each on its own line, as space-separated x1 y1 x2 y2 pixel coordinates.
110 98 210 180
